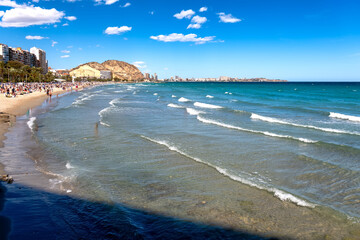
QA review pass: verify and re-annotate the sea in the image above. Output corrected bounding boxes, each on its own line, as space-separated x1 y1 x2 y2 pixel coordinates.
1 82 359 239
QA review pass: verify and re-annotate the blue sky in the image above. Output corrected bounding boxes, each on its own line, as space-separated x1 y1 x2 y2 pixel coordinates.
1 0 360 81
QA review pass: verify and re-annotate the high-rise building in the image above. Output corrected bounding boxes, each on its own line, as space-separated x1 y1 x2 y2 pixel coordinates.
154 73 158 81
0 44 10 63
145 73 150 79
30 47 48 74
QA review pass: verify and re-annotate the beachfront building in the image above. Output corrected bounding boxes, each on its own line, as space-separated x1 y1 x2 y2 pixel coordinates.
0 44 10 63
70 63 112 80
30 47 48 74
0 43 48 72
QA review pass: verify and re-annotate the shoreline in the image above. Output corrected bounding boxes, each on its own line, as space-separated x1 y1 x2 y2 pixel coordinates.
0 82 109 238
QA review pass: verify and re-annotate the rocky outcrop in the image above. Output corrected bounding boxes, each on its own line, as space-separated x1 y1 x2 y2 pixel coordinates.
71 60 144 81
101 60 144 81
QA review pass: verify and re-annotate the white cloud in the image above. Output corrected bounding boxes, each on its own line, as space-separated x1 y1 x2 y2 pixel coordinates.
0 0 22 8
133 61 147 69
62 23 69 26
199 7 207 12
51 40 58 47
64 16 76 21
122 2 130 7
61 50 70 53
0 11 4 17
61 55 70 58
187 23 201 29
218 12 241 23
105 26 131 35
150 33 215 44
0 5 65 27
174 9 195 20
94 0 119 5
25 35 47 40
32 0 39 2
149 11 154 15
187 15 207 29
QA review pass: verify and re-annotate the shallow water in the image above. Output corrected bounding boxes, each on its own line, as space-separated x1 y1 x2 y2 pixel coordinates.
1 82 360 239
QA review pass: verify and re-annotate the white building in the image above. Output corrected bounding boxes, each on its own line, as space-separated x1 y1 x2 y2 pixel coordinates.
0 44 10 63
30 47 48 74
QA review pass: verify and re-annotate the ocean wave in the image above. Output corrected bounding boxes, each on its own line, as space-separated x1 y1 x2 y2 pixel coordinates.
197 116 317 143
27 117 36 132
194 102 223 109
178 97 191 102
167 103 184 108
251 114 360 135
153 93 158 96
172 95 177 98
141 135 315 208
100 121 111 127
329 112 360 123
206 95 214 98
186 108 204 116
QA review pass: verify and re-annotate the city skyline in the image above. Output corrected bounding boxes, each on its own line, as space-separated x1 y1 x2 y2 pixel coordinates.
1 0 360 81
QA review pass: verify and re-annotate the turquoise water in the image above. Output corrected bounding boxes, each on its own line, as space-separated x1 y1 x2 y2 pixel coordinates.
8 82 360 238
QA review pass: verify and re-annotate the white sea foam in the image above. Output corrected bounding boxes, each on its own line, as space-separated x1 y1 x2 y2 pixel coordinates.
251 113 360 135
66 162 74 169
98 107 112 118
178 97 191 102
109 99 118 107
329 112 360 123
197 116 317 143
186 108 204 116
141 135 315 208
172 95 177 98
27 117 36 131
167 103 184 108
153 93 158 96
100 121 111 127
194 102 223 109
206 95 214 98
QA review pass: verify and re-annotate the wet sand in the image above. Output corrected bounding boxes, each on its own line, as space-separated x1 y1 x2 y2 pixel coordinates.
0 83 106 239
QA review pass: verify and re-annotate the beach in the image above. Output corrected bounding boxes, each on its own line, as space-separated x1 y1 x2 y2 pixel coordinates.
0 82 360 239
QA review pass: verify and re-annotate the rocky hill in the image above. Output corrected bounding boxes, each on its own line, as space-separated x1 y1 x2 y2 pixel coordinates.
71 60 144 81
101 60 144 81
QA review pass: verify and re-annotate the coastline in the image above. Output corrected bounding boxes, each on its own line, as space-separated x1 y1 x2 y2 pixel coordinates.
0 82 107 238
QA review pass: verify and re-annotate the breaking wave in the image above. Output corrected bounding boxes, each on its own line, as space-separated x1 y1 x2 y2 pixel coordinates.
206 95 214 98
197 116 317 143
329 112 360 123
194 102 223 109
186 108 204 116
251 113 360 135
167 103 184 109
178 97 191 102
141 136 315 208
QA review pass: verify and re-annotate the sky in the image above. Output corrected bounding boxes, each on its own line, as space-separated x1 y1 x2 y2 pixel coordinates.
0 0 360 81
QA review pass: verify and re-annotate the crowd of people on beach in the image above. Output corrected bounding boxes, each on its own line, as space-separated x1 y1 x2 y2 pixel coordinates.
0 81 97 98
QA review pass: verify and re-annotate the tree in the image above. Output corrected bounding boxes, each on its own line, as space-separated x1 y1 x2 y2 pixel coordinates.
0 61 4 81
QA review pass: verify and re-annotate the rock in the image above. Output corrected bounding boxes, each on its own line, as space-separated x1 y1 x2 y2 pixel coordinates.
101 60 144 82
70 60 144 82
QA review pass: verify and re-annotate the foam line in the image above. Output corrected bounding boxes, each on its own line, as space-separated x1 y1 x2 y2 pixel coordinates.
197 116 317 143
251 113 360 135
141 136 315 208
194 102 223 109
329 112 360 123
